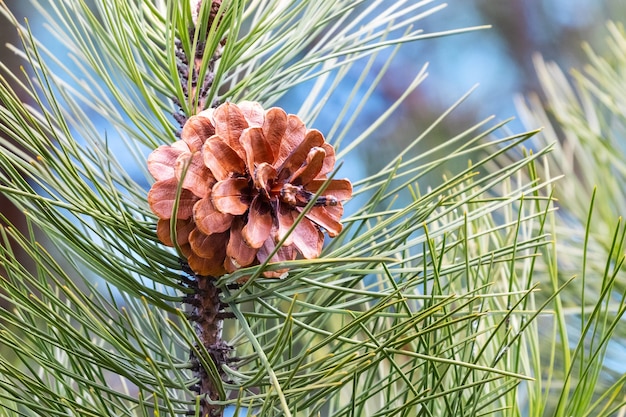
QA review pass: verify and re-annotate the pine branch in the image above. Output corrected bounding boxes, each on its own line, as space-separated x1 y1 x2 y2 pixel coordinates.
0 1 579 416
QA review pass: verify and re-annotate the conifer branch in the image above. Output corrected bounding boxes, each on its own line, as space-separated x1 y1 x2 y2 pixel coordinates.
174 2 230 415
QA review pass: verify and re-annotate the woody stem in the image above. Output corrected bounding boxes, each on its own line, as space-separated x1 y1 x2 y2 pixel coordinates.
188 275 230 417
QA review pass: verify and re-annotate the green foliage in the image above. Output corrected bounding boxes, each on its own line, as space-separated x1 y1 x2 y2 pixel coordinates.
515 21 626 417
0 1 624 416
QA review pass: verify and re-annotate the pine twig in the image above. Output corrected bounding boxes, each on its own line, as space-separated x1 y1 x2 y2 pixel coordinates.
182 270 234 417
175 0 224 131
176 2 230 415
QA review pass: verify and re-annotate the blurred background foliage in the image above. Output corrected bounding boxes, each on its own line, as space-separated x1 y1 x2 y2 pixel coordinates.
1 0 626 416
2 0 620 283
2 0 625 180
0 0 626 176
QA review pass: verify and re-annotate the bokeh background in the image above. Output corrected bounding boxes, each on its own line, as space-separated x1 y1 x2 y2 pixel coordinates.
2 0 625 275
2 0 625 175
0 2 625 415
0 1 623 268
